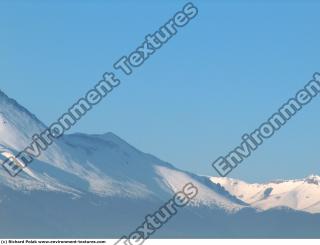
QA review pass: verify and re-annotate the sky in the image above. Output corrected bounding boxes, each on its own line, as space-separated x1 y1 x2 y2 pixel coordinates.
1 0 320 182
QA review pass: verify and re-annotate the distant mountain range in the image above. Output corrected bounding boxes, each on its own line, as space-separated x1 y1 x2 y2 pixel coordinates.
211 175 320 213
0 89 320 238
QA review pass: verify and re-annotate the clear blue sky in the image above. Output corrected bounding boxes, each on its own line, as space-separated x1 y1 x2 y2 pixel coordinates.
1 0 320 182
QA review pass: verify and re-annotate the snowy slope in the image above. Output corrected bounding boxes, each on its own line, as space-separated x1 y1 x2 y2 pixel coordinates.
2 89 320 238
210 175 320 213
0 89 244 212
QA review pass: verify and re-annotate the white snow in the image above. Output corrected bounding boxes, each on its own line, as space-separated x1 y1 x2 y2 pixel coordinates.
1 89 320 215
0 90 245 212
210 175 320 213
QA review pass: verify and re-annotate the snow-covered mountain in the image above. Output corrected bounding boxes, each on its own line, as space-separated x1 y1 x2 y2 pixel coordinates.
0 89 245 211
210 175 320 213
1 89 320 238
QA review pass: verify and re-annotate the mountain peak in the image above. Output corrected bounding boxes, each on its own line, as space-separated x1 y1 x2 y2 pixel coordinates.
211 175 320 213
0 89 46 151
0 89 8 98
305 175 320 185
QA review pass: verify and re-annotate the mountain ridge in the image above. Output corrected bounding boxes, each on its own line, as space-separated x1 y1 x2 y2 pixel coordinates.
211 175 320 213
1 89 320 237
0 89 246 212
